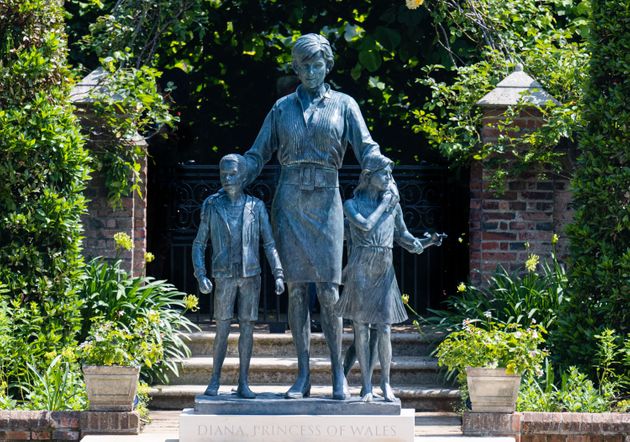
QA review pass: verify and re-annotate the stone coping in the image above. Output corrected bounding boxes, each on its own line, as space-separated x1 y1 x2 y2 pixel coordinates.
0 410 139 441
463 411 630 442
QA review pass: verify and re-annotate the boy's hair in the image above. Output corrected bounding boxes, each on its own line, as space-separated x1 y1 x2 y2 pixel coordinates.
292 33 334 73
219 153 246 177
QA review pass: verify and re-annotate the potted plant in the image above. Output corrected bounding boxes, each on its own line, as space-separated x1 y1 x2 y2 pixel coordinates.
435 320 547 412
78 319 162 411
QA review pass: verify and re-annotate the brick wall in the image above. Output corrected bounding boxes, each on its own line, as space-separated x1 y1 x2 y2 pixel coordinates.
0 410 139 441
463 411 630 442
81 143 148 277
469 106 573 284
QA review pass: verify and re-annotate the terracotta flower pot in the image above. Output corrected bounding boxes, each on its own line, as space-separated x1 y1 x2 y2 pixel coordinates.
466 367 521 413
83 365 140 411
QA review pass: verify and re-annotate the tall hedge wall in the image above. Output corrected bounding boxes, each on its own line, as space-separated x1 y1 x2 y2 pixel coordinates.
562 0 630 366
0 0 90 365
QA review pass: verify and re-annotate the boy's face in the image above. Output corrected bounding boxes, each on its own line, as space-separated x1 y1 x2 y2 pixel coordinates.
220 160 244 195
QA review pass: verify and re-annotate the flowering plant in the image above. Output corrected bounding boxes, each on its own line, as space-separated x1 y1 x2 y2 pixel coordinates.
435 320 547 383
78 319 163 368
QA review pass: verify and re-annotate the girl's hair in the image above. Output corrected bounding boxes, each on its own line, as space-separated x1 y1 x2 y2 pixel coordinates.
292 34 334 73
353 155 394 197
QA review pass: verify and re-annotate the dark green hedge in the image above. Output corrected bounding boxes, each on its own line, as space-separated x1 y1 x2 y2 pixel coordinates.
560 0 630 367
0 0 90 368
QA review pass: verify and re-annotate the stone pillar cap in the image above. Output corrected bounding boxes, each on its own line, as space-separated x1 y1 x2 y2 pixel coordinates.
476 65 560 107
70 67 123 104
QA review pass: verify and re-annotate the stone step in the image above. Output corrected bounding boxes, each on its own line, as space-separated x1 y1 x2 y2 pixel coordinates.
149 384 460 412
182 330 442 358
168 356 444 386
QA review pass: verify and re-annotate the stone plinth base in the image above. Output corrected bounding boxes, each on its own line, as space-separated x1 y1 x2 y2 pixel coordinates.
179 408 415 442
194 392 401 415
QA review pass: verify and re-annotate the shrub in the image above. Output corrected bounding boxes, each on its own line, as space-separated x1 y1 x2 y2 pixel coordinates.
78 320 163 368
0 0 90 390
435 322 547 384
562 0 630 371
421 248 567 332
77 257 199 383
517 331 629 412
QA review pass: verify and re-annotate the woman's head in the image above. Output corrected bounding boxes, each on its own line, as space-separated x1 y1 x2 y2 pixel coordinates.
292 34 334 91
354 155 394 196
292 34 334 71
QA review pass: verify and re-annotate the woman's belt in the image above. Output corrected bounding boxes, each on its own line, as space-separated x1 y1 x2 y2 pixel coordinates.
280 163 339 190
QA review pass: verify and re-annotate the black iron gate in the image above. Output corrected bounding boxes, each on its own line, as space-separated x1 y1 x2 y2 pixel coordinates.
149 162 461 324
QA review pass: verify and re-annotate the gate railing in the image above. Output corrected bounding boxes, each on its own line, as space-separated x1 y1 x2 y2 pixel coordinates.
160 163 447 325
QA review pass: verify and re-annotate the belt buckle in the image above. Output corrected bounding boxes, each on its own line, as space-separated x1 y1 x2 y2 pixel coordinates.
301 166 315 191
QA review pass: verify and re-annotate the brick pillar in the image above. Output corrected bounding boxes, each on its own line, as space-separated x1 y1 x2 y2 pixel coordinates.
81 146 148 277
470 66 572 284
71 68 148 277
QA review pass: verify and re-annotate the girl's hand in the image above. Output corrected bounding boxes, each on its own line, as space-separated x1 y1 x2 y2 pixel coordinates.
382 191 397 210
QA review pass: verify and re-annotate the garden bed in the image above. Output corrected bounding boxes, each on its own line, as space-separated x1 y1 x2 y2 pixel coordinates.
0 410 139 441
463 411 630 441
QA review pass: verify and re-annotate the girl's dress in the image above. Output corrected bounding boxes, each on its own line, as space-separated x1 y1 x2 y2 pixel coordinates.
336 198 416 325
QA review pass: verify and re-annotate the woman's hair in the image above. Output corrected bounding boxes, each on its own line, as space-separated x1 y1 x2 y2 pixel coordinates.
291 33 334 73
353 155 394 197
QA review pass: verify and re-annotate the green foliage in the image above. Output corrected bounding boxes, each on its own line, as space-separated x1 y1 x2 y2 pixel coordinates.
424 249 568 332
22 354 87 411
78 320 163 368
78 258 199 383
518 366 612 412
517 331 629 412
435 322 547 385
65 1 453 164
0 0 90 392
413 0 589 189
562 0 630 372
80 53 177 206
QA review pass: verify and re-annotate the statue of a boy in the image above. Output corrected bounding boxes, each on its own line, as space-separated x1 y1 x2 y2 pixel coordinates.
192 153 285 399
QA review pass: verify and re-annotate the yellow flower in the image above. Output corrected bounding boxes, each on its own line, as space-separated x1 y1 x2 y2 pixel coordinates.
457 282 466 293
61 347 76 362
401 294 410 305
525 254 540 273
147 310 160 324
406 0 424 9
184 294 199 312
144 252 155 263
113 232 133 251
551 233 559 245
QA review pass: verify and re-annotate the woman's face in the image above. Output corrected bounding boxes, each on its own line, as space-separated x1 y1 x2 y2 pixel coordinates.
370 167 392 192
295 52 328 92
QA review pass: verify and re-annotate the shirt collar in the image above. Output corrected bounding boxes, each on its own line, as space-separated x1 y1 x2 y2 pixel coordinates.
295 83 331 108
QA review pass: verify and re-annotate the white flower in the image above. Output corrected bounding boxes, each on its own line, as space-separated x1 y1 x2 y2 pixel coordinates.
484 310 492 318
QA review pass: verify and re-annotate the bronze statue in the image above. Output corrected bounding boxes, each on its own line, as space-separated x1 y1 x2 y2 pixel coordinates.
240 33 395 400
337 156 446 402
192 154 285 399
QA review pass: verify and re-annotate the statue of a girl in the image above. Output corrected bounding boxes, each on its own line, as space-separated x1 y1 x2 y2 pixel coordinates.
337 156 445 402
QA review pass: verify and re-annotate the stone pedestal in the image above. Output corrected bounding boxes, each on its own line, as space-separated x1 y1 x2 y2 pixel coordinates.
179 393 415 442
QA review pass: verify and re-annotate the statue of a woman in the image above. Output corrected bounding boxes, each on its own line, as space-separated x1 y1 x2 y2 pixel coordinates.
241 33 394 400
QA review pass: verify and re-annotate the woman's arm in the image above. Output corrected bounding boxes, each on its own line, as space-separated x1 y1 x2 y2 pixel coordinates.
344 193 395 232
242 103 279 185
